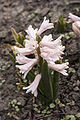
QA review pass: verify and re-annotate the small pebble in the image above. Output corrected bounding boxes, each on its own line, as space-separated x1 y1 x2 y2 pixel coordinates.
71 101 75 106
74 87 79 92
76 80 80 86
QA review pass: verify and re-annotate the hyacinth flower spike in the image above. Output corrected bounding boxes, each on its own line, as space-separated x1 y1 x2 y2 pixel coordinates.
13 17 69 101
37 17 54 36
16 57 37 78
23 74 41 97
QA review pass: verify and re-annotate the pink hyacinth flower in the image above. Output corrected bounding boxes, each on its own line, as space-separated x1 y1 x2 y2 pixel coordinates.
25 25 38 40
40 35 68 76
23 74 41 97
69 13 80 22
16 57 37 78
48 62 69 76
14 17 69 97
69 13 80 35
37 17 54 35
72 21 80 35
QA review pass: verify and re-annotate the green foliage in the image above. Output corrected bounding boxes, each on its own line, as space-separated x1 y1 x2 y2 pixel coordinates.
17 33 25 45
49 103 55 108
11 27 25 46
0 79 6 87
55 98 60 105
42 109 47 114
9 99 21 112
61 113 80 120
8 52 16 63
41 61 53 99
62 32 76 40
34 107 41 113
16 70 35 91
0 62 11 71
27 70 35 82
38 61 53 105
65 115 76 120
37 36 41 43
64 0 69 5
33 104 51 114
75 113 80 118
68 68 76 73
28 9 39 20
51 71 60 99
68 32 76 38
62 33 70 40
57 15 66 33
34 9 39 15
28 13 35 20
7 112 12 117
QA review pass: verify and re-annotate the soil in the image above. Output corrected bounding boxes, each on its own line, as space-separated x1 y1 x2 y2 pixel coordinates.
0 0 80 120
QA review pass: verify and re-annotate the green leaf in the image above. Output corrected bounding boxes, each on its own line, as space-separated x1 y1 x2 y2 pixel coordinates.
47 111 51 114
9 53 16 63
37 110 41 113
12 104 15 107
17 102 21 105
2 80 6 84
17 33 25 46
55 98 60 105
11 99 17 104
38 61 53 105
46 106 49 110
76 113 80 118
0 83 2 86
11 27 25 46
60 103 65 107
23 79 27 83
57 15 66 33
37 36 41 43
15 106 19 112
27 70 35 82
34 107 40 113
66 115 76 120
34 9 39 15
69 68 76 73
49 103 55 108
41 61 53 99
42 109 47 114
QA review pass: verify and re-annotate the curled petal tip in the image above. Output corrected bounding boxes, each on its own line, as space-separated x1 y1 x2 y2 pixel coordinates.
69 13 72 17
69 13 80 22
66 62 69 65
60 35 63 38
23 87 27 90
72 22 80 35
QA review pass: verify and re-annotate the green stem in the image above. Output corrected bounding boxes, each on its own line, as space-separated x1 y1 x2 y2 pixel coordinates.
36 35 43 73
36 47 43 72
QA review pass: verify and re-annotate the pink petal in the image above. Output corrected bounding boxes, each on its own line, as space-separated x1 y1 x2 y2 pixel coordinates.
14 46 35 55
72 22 80 35
69 13 80 22
23 74 41 97
37 17 54 35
